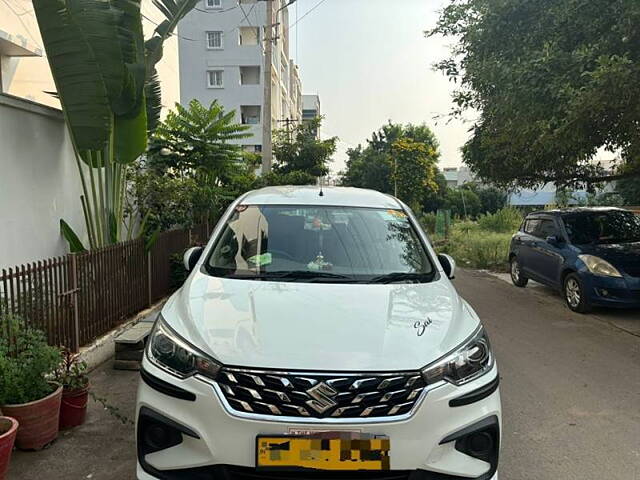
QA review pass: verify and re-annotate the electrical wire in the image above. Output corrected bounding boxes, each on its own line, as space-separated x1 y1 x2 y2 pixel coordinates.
287 0 328 32
141 13 197 41
194 5 239 14
0 0 43 49
225 2 257 35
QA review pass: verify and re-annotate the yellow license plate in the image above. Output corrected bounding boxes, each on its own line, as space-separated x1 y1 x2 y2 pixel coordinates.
256 433 390 471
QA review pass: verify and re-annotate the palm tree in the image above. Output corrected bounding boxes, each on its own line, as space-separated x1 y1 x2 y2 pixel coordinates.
147 99 253 183
32 0 199 251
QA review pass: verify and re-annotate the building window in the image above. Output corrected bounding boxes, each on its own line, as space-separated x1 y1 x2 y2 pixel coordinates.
239 26 260 46
206 31 223 49
240 66 260 85
241 106 261 125
207 70 224 88
205 0 222 9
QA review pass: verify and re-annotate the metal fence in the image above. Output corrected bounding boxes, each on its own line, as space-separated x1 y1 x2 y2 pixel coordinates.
0 224 212 351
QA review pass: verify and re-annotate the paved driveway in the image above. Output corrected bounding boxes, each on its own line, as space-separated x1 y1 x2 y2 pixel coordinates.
8 269 640 479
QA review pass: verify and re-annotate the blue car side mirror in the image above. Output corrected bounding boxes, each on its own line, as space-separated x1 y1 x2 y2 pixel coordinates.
546 235 563 246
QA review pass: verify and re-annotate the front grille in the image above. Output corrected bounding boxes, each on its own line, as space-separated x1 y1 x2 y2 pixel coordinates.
216 368 427 419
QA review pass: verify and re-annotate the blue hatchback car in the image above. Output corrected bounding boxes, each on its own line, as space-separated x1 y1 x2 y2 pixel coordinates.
509 208 640 313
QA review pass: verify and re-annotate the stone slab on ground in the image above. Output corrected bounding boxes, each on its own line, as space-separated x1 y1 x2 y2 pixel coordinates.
8 361 138 480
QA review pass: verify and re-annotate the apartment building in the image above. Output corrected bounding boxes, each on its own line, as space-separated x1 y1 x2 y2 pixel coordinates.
302 94 321 139
178 0 304 154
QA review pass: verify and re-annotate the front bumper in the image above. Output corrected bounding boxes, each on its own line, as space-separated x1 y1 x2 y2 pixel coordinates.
136 358 501 480
580 271 640 308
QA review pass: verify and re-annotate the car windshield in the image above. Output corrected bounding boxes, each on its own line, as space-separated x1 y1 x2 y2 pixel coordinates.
205 205 435 283
563 211 640 245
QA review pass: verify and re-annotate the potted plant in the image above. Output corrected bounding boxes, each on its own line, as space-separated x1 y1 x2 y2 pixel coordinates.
0 316 62 450
0 416 18 480
55 348 90 429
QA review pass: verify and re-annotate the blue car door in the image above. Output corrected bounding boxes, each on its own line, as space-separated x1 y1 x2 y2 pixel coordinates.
517 218 542 279
528 217 565 287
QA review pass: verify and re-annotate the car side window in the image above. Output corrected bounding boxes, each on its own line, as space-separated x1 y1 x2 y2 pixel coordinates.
536 219 558 239
524 219 541 235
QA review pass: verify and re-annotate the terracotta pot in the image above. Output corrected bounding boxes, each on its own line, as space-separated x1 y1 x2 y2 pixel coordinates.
1 384 62 450
59 384 89 430
0 417 18 480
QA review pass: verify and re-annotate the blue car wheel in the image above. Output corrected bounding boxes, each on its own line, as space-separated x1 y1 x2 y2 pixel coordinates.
564 273 592 314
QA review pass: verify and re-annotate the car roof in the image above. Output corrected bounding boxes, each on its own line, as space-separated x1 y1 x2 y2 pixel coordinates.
527 207 629 217
239 186 403 209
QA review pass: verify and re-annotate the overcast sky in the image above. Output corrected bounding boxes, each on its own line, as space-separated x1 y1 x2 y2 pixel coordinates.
288 0 472 174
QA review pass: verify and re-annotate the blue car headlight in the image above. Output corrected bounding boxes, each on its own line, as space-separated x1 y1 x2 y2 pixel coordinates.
579 255 623 278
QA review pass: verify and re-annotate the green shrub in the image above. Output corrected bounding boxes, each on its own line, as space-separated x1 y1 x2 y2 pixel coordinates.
444 227 512 270
0 316 61 405
420 212 437 235
170 252 189 290
477 207 523 233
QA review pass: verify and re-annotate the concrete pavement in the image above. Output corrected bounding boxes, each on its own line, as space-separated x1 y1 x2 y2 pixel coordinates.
8 269 640 479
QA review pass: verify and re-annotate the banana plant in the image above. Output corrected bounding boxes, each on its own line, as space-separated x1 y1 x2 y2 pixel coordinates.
33 0 198 251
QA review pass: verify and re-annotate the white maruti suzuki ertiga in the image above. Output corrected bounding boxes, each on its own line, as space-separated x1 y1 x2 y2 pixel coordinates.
136 186 501 480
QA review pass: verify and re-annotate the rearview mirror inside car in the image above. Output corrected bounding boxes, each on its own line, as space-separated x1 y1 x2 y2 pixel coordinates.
438 253 456 279
183 247 204 271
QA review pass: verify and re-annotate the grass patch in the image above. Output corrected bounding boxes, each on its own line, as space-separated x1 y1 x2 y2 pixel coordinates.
427 208 523 271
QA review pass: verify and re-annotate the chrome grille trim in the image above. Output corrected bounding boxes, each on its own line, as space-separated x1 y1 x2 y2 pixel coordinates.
212 367 437 422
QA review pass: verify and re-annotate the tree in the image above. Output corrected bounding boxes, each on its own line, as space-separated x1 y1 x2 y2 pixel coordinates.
391 139 439 211
614 178 640 206
131 100 256 231
462 184 508 214
265 117 338 185
341 146 393 194
444 188 482 218
340 122 442 209
428 0 640 189
33 0 199 251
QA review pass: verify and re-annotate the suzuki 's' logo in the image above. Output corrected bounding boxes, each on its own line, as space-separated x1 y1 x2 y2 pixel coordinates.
305 382 338 414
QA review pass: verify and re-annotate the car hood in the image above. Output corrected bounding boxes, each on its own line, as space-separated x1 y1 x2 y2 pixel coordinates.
161 271 480 372
578 242 640 272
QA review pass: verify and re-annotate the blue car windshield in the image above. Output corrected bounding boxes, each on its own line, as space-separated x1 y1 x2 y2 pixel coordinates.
563 211 640 245
205 205 435 282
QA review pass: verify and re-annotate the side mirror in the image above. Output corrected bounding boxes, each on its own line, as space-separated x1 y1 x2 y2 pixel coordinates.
546 235 563 246
438 253 456 279
183 247 204 271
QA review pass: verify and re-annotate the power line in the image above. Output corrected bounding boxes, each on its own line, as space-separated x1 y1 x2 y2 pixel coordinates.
287 0 328 32
194 5 239 14
141 13 197 42
1 0 43 49
238 1 254 27
226 2 257 35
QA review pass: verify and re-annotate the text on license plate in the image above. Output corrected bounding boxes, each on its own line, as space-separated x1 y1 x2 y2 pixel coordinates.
256 433 390 471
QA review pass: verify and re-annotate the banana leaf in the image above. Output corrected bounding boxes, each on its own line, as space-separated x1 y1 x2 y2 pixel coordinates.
33 0 112 153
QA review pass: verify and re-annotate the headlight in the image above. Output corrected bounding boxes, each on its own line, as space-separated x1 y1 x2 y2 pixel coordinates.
579 255 622 278
421 327 494 386
147 315 221 380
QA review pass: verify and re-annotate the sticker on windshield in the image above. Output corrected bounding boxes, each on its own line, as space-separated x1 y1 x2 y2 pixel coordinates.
380 210 408 222
248 253 272 267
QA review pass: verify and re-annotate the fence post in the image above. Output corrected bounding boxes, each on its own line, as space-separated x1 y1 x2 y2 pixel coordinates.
147 250 152 307
70 254 80 353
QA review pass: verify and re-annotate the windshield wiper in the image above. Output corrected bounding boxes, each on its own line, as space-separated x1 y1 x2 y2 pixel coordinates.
228 271 358 283
368 272 435 284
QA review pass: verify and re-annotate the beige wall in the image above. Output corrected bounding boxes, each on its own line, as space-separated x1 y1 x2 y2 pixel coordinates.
0 0 179 114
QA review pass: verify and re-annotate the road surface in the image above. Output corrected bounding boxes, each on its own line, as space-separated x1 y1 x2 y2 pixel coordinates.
9 270 640 479
454 269 640 479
